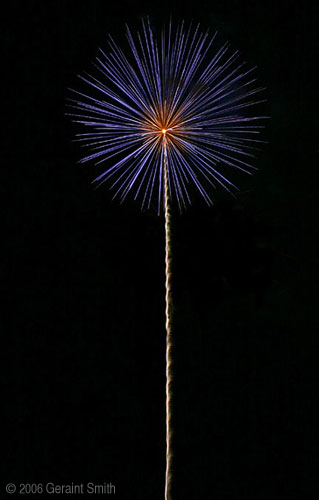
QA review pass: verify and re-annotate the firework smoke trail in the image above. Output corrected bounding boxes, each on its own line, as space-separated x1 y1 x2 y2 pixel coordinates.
68 18 267 498
163 136 173 500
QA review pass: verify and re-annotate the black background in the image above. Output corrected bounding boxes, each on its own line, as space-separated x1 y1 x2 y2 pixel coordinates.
6 1 318 498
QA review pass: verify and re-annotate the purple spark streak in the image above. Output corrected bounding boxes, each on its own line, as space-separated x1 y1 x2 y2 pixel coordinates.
68 19 267 213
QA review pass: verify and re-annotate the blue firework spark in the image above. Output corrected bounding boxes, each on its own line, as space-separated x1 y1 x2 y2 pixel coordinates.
69 19 266 213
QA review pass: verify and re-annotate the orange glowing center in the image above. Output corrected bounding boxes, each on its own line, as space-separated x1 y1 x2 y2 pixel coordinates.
162 128 167 135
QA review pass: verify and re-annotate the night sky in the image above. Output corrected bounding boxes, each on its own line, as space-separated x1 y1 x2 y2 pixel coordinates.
6 1 319 498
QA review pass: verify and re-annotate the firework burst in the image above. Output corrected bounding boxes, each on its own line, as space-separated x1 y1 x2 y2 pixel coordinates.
69 19 266 500
68 18 266 213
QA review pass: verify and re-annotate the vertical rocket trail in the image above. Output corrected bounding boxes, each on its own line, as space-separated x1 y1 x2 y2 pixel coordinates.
164 140 173 500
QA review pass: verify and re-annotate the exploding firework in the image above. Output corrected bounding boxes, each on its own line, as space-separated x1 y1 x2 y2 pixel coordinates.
68 18 266 214
69 18 266 500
